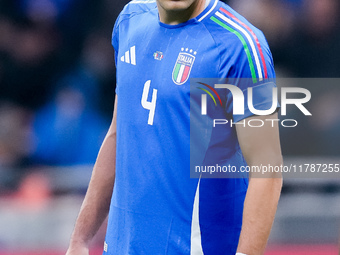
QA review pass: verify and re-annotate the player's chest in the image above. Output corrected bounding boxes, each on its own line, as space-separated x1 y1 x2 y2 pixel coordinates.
116 24 220 92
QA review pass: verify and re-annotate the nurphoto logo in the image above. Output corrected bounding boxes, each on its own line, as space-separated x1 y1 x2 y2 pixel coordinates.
197 82 312 128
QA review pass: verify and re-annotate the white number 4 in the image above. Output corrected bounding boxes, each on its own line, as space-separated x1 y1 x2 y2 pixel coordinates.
141 80 157 125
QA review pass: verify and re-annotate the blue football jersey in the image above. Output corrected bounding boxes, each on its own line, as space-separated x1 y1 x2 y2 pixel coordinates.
104 0 276 254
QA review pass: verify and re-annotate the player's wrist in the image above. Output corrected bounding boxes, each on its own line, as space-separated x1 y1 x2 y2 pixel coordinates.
68 237 90 249
236 253 248 255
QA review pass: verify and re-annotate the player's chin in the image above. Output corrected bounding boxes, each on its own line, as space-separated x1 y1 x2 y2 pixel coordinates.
158 0 195 11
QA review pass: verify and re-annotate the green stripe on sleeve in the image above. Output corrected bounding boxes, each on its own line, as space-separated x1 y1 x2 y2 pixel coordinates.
210 16 257 83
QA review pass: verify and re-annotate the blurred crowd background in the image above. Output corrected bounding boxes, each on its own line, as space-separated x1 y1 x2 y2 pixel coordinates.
0 0 339 254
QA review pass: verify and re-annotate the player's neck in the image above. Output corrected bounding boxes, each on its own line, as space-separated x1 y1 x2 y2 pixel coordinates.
157 0 206 25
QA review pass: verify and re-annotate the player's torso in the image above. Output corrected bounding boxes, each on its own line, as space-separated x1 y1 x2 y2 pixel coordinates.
106 2 249 254
112 0 250 224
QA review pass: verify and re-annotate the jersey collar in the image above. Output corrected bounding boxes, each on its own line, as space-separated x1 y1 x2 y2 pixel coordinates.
196 0 218 22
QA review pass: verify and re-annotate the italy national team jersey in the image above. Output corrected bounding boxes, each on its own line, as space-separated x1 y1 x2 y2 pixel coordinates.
104 0 276 254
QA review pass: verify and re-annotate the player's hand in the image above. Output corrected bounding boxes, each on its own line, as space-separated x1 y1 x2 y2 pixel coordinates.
65 244 89 255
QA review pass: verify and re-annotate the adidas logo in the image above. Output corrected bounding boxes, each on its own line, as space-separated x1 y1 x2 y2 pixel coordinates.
120 46 136 65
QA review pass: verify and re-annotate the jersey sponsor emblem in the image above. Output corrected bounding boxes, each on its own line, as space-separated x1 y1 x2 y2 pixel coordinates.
172 48 196 85
120 46 136 65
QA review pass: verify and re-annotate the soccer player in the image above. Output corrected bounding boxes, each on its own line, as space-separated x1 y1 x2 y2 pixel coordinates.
66 0 283 254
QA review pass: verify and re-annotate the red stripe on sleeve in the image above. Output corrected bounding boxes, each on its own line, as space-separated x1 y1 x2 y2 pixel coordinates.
219 7 268 79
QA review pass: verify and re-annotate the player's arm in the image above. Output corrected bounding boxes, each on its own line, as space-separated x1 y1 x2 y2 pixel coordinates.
66 95 118 255
236 113 283 255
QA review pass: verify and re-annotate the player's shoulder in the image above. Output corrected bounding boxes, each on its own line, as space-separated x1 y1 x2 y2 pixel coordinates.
200 0 274 79
112 0 157 51
118 0 157 21
201 0 268 47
